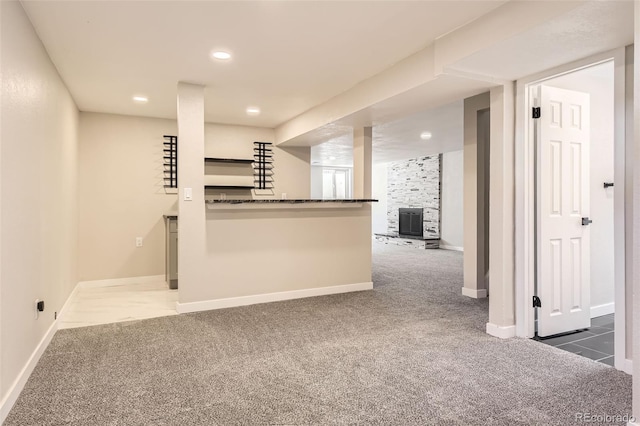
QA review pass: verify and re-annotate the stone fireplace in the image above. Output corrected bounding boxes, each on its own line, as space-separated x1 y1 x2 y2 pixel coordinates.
386 156 440 239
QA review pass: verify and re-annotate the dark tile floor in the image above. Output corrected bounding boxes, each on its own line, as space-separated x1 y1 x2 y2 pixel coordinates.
538 314 614 366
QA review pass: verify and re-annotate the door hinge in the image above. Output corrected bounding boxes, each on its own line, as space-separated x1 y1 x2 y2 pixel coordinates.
533 296 542 308
532 107 541 119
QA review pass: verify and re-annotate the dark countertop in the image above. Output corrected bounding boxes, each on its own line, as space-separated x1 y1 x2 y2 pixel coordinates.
206 199 378 204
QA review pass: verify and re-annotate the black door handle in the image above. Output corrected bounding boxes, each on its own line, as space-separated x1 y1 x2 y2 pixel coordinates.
582 217 593 226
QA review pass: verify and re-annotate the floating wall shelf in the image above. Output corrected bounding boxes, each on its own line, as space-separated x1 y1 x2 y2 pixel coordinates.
204 185 254 190
204 157 253 164
204 158 254 190
202 143 274 194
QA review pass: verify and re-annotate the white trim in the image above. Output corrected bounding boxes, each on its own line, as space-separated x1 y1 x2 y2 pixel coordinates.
621 358 633 375
439 245 464 252
176 282 373 314
612 44 628 377
461 287 487 299
590 303 615 319
486 323 516 339
515 47 627 372
78 275 165 289
0 320 57 424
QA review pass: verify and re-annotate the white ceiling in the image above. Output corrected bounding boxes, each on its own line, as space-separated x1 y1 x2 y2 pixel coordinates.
449 1 633 81
20 0 632 170
301 0 633 168
20 0 506 128
311 100 463 167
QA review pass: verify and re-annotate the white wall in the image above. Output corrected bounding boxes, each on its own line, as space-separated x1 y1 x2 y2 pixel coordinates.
78 112 178 281
1 0 79 417
463 92 490 297
441 150 464 249
371 164 388 234
77 113 315 283
205 122 310 200
545 62 615 315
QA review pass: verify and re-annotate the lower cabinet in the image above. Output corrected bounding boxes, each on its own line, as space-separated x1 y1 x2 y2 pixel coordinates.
165 216 178 289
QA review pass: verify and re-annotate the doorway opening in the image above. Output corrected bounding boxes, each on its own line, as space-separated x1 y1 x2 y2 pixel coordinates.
523 58 621 368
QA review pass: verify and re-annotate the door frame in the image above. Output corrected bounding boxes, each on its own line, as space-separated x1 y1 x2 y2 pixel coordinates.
515 48 628 372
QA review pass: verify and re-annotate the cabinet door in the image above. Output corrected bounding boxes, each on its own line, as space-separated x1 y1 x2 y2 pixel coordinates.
165 218 171 285
170 232 178 280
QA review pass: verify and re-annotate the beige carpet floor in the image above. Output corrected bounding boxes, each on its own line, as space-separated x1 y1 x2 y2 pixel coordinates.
5 242 632 425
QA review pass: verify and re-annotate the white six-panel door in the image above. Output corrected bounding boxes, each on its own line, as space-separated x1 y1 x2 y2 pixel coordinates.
536 85 591 337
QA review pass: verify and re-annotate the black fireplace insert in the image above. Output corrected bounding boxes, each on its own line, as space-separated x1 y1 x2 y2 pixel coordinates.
398 208 423 237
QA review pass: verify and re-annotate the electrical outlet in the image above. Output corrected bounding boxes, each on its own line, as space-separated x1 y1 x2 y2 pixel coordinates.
281 193 287 200
136 237 143 247
35 299 42 319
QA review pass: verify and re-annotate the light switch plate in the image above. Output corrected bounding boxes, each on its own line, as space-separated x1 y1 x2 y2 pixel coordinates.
184 187 193 201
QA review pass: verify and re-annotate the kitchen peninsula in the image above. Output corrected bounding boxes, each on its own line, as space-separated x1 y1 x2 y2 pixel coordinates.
176 83 375 315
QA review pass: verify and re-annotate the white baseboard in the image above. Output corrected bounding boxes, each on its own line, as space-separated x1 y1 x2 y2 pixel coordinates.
486 323 516 339
462 287 487 299
78 274 165 289
176 282 373 314
439 245 463 252
0 320 57 424
590 302 615 318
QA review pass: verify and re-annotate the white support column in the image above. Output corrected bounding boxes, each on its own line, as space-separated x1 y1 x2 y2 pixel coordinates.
463 93 490 299
486 84 516 339
353 127 372 199
176 82 205 305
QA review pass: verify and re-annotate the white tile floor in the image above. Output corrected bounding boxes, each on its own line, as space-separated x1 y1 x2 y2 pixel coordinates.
59 280 178 329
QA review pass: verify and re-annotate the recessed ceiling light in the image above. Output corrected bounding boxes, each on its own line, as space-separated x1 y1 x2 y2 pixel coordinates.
212 51 232 60
420 131 432 140
246 106 261 116
133 96 148 103
329 156 337 161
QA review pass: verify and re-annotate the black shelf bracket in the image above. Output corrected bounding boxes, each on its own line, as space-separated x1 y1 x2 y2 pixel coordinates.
253 142 274 190
163 135 178 189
